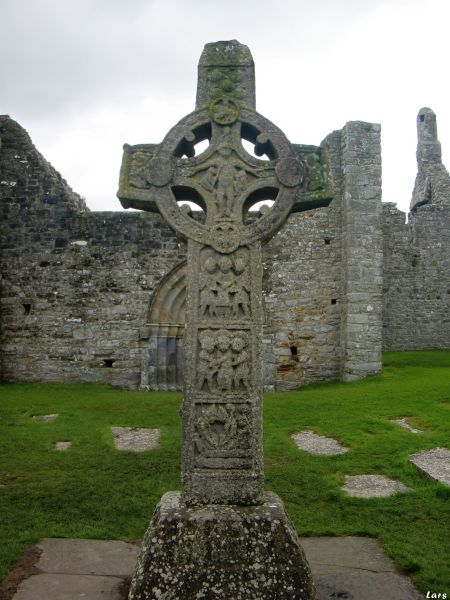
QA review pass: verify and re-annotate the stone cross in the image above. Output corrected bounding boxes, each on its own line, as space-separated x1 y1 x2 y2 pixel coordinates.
118 40 333 599
118 40 332 507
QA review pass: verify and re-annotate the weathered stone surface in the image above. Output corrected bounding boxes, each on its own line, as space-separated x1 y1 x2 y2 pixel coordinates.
314 572 423 600
390 418 422 434
33 414 58 422
1 105 450 389
55 441 71 451
119 39 324 599
36 538 139 576
340 121 383 382
118 40 332 508
409 447 450 486
111 427 160 452
128 492 316 600
291 431 348 455
410 107 450 211
6 537 424 600
383 108 450 352
302 537 423 600
342 475 411 498
13 573 125 600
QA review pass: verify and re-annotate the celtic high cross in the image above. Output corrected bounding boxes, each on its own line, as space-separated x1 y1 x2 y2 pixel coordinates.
118 41 332 506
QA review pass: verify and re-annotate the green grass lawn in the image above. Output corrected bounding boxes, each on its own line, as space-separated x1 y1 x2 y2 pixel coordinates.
1 350 449 594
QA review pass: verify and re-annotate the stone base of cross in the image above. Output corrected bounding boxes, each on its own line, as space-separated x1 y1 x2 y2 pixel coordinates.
128 492 316 599
118 40 332 600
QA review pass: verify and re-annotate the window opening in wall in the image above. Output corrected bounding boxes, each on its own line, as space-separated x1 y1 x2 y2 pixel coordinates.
22 303 31 315
54 238 67 249
331 298 337 305
103 359 115 368
419 114 425 122
289 345 299 362
324 238 331 245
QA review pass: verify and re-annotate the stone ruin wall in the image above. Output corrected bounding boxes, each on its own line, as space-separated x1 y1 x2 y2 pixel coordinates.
382 107 450 351
0 116 184 389
1 109 449 391
383 202 450 350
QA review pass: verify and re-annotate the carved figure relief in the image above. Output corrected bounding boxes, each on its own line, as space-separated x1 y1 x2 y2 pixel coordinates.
184 126 266 223
199 249 250 318
197 329 250 392
129 150 155 189
117 39 333 505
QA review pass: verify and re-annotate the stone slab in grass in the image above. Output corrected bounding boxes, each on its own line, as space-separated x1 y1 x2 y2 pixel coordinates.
33 414 58 422
390 418 422 434
342 475 411 498
291 430 348 456
409 447 450 486
111 427 160 452
55 442 71 451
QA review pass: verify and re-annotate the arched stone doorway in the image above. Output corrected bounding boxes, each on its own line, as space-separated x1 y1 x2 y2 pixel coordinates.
140 262 186 390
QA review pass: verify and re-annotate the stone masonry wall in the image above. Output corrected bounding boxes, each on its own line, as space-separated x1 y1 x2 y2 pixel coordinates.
383 107 450 351
339 121 383 380
2 110 449 391
261 131 344 390
0 115 382 390
383 203 450 350
0 116 185 388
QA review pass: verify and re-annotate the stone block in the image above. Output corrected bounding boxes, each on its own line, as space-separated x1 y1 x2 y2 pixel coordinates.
13 573 125 600
128 492 316 600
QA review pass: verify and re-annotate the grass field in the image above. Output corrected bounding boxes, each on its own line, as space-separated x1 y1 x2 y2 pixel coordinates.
0 350 449 594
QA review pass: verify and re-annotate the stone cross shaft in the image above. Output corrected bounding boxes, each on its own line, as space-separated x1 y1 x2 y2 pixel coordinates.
118 40 332 506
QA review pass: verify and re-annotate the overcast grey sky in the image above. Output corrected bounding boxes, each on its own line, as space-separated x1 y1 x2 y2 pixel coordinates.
1 0 449 213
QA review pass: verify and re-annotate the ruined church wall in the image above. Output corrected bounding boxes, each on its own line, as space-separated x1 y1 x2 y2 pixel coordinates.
0 207 184 388
261 130 344 390
339 121 383 380
262 206 343 390
382 203 450 350
1 116 386 391
5 112 450 391
1 116 185 388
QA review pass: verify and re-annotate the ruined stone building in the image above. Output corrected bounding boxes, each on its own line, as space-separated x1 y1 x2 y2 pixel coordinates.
1 103 449 391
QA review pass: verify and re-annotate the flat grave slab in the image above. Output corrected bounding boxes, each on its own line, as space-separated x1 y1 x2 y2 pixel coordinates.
32 414 58 422
291 431 348 456
111 427 160 452
390 418 422 433
55 442 71 451
409 447 450 486
342 474 411 498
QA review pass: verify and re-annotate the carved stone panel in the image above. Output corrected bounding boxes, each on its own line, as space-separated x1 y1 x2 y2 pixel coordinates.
199 247 251 320
197 329 251 394
117 39 333 507
193 402 252 469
